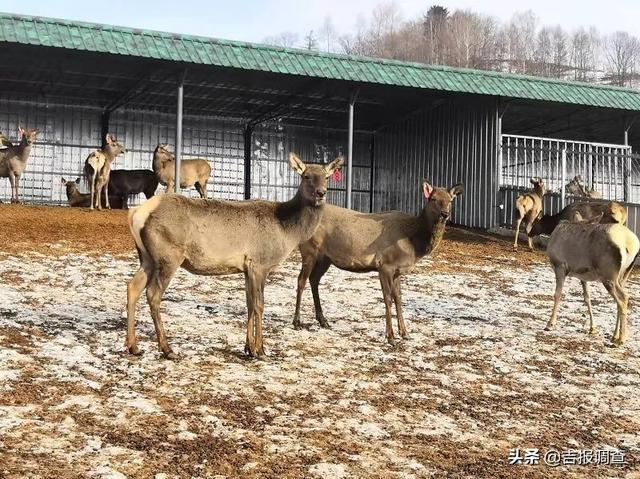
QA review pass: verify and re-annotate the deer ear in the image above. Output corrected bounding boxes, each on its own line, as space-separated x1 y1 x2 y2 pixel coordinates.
288 153 306 175
75 177 81 184
422 181 433 199
449 183 464 198
61 177 66 184
105 133 113 144
18 126 24 135
324 156 344 177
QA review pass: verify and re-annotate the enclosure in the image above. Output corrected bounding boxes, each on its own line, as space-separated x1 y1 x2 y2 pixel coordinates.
2 12 640 479
3 13 640 232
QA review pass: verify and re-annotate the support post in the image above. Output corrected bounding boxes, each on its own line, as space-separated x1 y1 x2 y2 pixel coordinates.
100 110 110 145
368 135 375 213
624 127 631 202
561 148 567 208
175 77 184 194
346 91 358 209
244 124 253 200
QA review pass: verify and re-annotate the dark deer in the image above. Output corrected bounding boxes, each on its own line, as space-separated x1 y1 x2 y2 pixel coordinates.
293 180 463 344
108 169 158 209
126 153 343 359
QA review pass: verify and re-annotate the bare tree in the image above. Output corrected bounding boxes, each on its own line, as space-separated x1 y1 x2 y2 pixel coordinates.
605 31 640 86
318 16 337 53
423 5 448 64
263 31 299 48
535 27 553 76
550 26 569 78
304 30 319 51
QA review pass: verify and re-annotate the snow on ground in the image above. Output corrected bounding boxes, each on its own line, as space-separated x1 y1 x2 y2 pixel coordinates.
0 232 639 478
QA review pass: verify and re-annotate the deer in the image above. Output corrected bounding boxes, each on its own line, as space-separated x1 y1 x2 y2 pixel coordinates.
566 175 602 199
84 133 126 210
513 177 545 251
545 220 639 346
108 169 158 209
528 201 627 238
125 153 343 359
0 127 39 203
0 132 11 147
152 144 211 198
61 177 123 209
293 180 463 345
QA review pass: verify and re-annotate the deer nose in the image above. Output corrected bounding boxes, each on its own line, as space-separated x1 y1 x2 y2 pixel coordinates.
316 190 326 198
440 211 450 219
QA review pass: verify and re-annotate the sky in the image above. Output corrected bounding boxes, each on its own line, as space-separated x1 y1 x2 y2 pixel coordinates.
1 0 640 44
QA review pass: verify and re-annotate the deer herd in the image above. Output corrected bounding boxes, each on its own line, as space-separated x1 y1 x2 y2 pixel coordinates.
0 126 638 358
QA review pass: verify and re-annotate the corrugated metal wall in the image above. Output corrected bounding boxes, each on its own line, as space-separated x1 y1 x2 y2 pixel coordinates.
0 97 372 209
372 97 499 228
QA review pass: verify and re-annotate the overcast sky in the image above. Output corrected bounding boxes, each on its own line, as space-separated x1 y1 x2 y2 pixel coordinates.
1 0 639 43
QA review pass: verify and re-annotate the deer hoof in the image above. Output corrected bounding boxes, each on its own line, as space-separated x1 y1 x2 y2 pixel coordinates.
318 320 331 329
588 327 599 335
127 344 142 356
162 349 178 360
293 321 303 331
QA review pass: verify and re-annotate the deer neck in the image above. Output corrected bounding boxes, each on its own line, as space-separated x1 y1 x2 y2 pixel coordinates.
275 190 324 242
13 137 31 163
414 207 448 257
153 151 173 172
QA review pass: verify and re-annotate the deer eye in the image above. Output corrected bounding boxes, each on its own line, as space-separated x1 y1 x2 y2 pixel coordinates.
303 174 310 180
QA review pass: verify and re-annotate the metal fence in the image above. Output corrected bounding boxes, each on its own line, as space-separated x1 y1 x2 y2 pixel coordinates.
0 97 372 210
499 133 640 236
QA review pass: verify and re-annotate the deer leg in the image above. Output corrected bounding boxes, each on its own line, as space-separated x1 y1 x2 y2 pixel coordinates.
581 281 597 334
392 275 408 339
309 257 332 328
293 257 314 330
13 174 20 204
513 214 523 250
8 172 16 203
195 181 207 199
253 270 267 357
89 171 96 210
605 280 629 346
146 260 179 359
526 221 535 251
104 178 111 209
243 259 261 357
379 269 396 346
166 180 174 194
545 267 565 331
126 261 152 355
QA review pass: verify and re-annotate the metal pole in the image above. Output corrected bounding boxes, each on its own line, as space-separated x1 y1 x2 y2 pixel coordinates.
100 110 110 145
175 79 184 194
346 98 355 209
624 128 631 202
243 124 253 200
368 135 375 213
561 148 567 208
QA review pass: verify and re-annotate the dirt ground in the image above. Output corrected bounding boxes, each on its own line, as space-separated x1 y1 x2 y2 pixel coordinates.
0 204 639 478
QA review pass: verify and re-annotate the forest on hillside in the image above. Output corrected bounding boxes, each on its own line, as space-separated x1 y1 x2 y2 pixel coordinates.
263 3 640 88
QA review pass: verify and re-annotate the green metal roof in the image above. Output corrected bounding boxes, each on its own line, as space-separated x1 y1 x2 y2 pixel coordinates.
3 12 640 112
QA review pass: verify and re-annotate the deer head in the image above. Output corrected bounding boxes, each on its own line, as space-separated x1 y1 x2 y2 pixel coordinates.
61 177 82 196
18 127 39 145
104 133 126 157
422 180 464 221
289 153 343 207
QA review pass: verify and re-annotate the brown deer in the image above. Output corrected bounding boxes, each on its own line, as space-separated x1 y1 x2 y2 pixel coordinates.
0 127 39 203
545 221 639 345
84 134 126 210
61 177 123 209
566 175 602 199
293 180 463 344
528 200 627 238
0 132 11 147
152 144 211 198
126 153 343 359
513 177 545 250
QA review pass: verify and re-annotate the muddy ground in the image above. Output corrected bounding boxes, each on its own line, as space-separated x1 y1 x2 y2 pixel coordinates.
0 204 639 479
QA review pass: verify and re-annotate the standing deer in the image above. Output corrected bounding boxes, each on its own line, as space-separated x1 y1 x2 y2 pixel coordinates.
152 144 211 198
513 177 545 250
0 127 39 203
545 221 639 346
84 134 126 210
126 153 343 359
293 180 463 344
108 169 158 209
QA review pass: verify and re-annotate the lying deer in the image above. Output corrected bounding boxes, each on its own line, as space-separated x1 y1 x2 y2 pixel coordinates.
0 127 39 203
545 220 639 345
109 169 158 209
152 144 211 198
528 201 627 238
126 153 343 359
293 180 463 344
566 175 602 199
514 177 545 250
84 134 126 210
61 177 123 209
